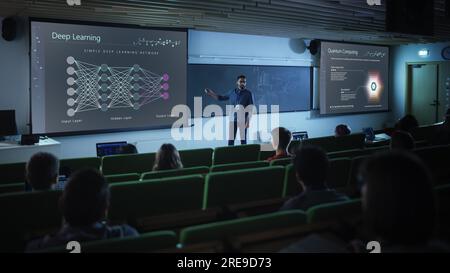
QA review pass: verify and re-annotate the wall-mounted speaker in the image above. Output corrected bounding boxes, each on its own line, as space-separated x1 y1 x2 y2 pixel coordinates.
308 39 320 55
386 0 434 36
2 17 17 41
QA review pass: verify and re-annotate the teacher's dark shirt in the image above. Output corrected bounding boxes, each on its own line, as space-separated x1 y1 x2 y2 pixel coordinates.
218 88 254 121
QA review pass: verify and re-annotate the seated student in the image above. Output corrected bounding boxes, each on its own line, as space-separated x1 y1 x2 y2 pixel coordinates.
395 114 419 133
356 152 448 252
431 108 450 145
335 124 351 137
26 169 138 251
152 143 183 171
266 127 292 162
390 130 415 151
280 146 349 211
119 143 138 154
280 151 448 253
25 152 59 191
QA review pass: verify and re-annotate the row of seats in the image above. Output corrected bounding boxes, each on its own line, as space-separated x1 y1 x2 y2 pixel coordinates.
2 144 449 199
37 182 450 253
37 199 362 253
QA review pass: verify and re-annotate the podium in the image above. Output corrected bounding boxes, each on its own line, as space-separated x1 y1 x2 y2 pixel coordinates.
0 138 61 164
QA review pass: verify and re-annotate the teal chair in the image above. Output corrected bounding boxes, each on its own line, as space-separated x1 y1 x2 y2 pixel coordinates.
179 148 213 167
210 161 269 172
0 162 26 185
109 175 205 223
105 173 140 184
101 153 155 175
179 210 307 245
212 144 260 165
306 199 362 224
203 166 285 209
36 230 178 253
0 190 63 252
59 157 101 176
140 166 209 180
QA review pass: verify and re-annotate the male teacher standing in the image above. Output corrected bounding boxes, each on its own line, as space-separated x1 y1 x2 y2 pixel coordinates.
205 75 254 146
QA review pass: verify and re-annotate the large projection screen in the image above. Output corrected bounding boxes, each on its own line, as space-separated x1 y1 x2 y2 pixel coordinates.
319 41 389 114
30 19 187 135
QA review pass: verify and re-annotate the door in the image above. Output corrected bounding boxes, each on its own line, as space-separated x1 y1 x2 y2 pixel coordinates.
410 63 438 125
438 62 450 122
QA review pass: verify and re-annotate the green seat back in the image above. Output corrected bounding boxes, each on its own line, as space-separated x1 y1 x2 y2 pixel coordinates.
101 153 155 175
327 149 363 159
105 173 140 184
0 190 63 252
140 166 209 180
269 157 292 166
204 166 285 209
283 164 300 197
306 199 362 224
301 133 366 153
179 148 213 167
179 210 307 245
59 157 101 176
212 144 260 165
210 161 269 172
109 175 204 222
0 183 24 194
0 162 26 185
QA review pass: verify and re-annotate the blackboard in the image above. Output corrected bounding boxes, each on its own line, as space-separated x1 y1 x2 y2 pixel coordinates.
188 64 311 115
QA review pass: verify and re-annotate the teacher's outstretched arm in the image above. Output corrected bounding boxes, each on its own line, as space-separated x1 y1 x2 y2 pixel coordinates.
204 88 229 101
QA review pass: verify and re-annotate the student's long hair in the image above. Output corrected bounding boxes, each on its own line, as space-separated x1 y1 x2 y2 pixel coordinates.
153 143 183 171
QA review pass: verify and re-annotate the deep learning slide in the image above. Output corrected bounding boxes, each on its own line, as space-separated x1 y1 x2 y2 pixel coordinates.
31 20 187 134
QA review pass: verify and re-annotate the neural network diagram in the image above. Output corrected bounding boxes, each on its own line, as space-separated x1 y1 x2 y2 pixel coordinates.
65 56 170 117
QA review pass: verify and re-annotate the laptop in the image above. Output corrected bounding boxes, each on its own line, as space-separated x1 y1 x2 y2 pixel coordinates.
292 131 309 141
96 141 128 157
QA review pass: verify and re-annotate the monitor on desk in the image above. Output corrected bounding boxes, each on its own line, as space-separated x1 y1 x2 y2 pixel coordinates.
0 110 18 137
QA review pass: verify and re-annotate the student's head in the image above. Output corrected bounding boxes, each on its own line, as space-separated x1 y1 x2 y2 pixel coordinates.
293 145 329 190
271 127 292 151
395 114 419 133
26 152 59 191
120 143 138 155
153 143 183 171
236 75 246 90
60 169 109 227
390 130 415 151
335 124 351 137
359 152 435 245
